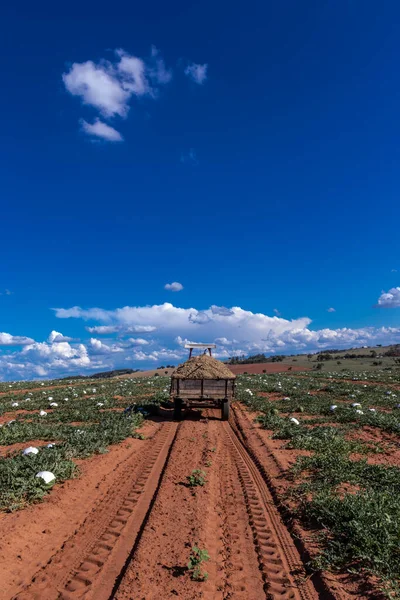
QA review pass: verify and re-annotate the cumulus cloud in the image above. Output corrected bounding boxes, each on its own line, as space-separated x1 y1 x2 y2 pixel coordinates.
63 48 173 138
0 333 35 346
63 59 132 117
88 338 123 354
21 341 89 362
127 338 149 346
210 305 234 316
86 325 120 334
184 62 208 84
376 288 400 308
115 49 150 96
3 302 400 380
0 331 128 380
55 306 113 321
128 325 157 333
53 301 400 357
215 337 237 346
189 311 211 324
48 331 73 343
81 118 123 142
164 282 183 292
327 307 336 313
55 302 311 339
0 339 92 380
175 336 199 347
85 324 157 335
132 348 182 362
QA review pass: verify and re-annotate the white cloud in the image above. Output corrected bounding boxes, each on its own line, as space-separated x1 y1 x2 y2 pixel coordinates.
0 333 34 346
63 59 131 117
85 324 156 334
4 302 400 380
175 336 198 346
55 306 113 321
215 337 236 346
273 308 281 316
86 325 120 334
376 287 400 308
54 303 312 340
63 48 173 136
327 307 336 313
132 348 182 362
116 50 150 96
81 118 123 142
48 331 73 343
127 338 149 346
54 302 400 358
0 331 122 380
164 282 183 292
88 338 123 354
129 325 157 333
184 62 208 84
21 340 89 363
210 305 234 316
0 338 93 380
189 311 210 324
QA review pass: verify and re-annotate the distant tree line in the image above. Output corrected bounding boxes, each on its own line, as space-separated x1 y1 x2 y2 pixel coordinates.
61 368 141 380
227 353 285 365
383 345 400 357
314 346 400 361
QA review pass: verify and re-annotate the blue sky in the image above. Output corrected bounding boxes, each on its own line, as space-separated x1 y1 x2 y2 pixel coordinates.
1 0 400 379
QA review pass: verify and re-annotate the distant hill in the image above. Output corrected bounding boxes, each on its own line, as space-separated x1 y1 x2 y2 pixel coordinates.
225 344 400 375
61 368 141 380
226 344 400 365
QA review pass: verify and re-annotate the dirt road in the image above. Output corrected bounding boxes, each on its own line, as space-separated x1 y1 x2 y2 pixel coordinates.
2 407 351 600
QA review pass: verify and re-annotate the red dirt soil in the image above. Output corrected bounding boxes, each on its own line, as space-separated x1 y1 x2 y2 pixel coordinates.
227 363 310 375
115 419 266 600
0 420 159 600
0 440 57 458
0 405 385 600
0 408 60 425
230 404 382 599
346 426 400 467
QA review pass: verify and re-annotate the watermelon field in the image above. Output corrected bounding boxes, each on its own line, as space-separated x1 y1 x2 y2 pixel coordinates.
0 367 399 599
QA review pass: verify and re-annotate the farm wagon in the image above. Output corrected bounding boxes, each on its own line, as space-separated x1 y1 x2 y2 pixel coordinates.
170 343 236 421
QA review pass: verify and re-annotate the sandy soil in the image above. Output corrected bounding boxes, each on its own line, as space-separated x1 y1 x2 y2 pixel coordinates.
0 405 386 600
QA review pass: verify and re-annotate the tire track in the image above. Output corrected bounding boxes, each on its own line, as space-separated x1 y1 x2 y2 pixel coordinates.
231 403 348 600
222 421 319 600
13 408 336 600
216 446 265 600
13 422 178 600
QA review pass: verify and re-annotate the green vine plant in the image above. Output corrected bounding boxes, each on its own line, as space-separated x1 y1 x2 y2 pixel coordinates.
186 469 207 487
188 545 210 581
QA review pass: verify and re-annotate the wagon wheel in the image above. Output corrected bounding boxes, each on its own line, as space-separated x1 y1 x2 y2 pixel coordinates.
221 400 230 421
173 398 183 421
